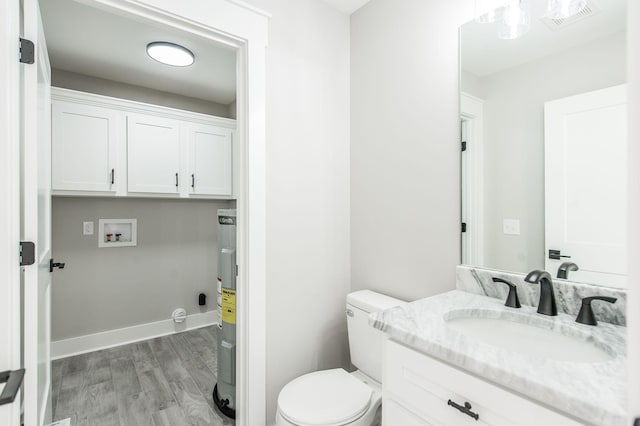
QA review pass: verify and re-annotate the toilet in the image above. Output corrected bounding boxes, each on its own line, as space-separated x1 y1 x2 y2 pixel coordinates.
276 290 404 426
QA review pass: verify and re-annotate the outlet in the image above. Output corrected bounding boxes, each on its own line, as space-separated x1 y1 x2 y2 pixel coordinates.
503 219 521 236
83 221 94 236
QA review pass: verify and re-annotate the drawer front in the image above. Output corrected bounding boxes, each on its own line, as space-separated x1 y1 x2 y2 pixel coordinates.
384 340 583 426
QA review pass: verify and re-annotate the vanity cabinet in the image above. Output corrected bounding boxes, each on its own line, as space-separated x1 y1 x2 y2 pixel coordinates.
52 100 120 193
51 87 236 199
383 340 583 426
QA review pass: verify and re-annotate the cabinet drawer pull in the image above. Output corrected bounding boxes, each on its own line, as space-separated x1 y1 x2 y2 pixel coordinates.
191 174 195 189
447 399 479 421
175 173 179 188
111 168 115 185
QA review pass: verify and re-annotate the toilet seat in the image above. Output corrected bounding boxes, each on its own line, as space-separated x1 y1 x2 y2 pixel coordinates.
277 369 373 426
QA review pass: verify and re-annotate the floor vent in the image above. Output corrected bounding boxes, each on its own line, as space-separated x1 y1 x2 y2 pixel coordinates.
541 1 599 31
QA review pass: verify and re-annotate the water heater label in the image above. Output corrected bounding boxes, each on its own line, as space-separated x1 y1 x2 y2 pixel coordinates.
222 288 236 325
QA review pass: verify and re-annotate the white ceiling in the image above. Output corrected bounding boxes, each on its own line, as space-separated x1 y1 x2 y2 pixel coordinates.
321 0 372 14
461 0 626 77
40 0 237 105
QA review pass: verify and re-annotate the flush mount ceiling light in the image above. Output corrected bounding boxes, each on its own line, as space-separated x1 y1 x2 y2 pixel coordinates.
146 41 194 67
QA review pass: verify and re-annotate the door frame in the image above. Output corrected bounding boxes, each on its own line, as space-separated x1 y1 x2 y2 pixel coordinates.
460 93 484 266
53 0 268 424
628 0 640 422
0 0 22 424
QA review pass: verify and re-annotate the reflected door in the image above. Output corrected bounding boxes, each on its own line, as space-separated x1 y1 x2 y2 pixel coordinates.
545 85 627 287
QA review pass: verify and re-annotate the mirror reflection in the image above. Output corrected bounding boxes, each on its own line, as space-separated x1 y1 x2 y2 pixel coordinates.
460 0 627 288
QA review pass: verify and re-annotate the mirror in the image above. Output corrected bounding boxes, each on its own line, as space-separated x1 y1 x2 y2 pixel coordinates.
460 0 627 288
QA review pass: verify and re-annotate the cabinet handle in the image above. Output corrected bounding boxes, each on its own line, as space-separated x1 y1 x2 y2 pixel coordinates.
191 174 195 189
111 169 115 185
175 173 179 188
447 399 479 421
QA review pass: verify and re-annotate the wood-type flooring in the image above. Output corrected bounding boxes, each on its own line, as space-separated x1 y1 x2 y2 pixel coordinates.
51 326 234 426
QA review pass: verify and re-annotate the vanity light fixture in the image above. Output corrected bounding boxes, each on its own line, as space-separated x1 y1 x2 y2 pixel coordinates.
497 0 531 40
546 0 587 19
475 0 504 23
146 41 194 67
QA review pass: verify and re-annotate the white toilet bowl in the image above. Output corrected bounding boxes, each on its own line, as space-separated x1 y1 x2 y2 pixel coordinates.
275 290 404 426
276 369 381 426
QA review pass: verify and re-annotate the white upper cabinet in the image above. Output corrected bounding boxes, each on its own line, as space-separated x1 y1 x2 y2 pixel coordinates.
50 88 236 199
188 124 233 196
52 101 120 192
127 113 181 195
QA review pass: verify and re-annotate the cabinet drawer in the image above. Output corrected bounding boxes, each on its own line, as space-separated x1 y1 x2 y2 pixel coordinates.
384 340 582 426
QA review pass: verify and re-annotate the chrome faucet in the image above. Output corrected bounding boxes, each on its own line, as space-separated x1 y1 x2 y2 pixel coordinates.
557 262 579 279
524 270 557 316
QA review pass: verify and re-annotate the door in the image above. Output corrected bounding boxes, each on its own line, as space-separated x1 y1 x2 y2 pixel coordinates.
22 0 52 424
0 0 22 424
52 100 119 192
545 85 627 287
127 113 181 194
189 124 233 196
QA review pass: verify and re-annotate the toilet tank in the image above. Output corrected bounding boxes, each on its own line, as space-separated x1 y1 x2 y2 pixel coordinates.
346 290 404 383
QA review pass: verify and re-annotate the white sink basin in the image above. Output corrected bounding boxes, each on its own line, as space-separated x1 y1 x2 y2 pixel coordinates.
444 309 614 363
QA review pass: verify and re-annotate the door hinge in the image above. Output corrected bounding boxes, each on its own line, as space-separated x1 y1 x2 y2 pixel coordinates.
19 38 35 64
461 141 467 152
19 241 35 266
235 264 239 277
461 222 467 233
633 418 639 426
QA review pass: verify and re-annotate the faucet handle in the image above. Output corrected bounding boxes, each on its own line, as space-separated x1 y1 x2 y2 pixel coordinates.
576 296 617 326
492 277 521 309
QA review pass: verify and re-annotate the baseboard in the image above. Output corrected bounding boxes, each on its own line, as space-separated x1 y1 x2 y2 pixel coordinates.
51 311 217 360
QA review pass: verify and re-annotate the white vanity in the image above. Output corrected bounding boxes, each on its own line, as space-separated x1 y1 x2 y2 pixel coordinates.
372 289 626 426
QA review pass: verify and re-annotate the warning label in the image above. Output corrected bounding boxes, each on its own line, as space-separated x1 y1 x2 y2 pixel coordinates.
221 288 236 325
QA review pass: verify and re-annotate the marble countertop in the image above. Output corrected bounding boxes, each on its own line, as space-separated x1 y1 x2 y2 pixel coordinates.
370 290 627 425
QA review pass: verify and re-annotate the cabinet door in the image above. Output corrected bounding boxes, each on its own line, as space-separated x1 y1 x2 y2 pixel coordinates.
52 101 119 192
188 124 232 196
127 113 181 194
383 399 434 426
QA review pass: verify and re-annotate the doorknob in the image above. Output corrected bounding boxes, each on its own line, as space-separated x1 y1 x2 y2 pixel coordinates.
49 259 65 273
548 249 571 260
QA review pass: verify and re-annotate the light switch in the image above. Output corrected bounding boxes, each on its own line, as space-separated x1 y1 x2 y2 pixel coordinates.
503 219 520 235
83 221 94 236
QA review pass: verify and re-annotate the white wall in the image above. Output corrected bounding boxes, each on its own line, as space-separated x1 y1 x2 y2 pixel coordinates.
350 0 475 302
465 32 626 274
52 68 235 118
241 0 351 421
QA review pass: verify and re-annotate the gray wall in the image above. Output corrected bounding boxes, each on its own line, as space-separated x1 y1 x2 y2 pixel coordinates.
350 0 474 302
52 197 231 341
243 0 351 422
463 32 626 273
52 68 236 118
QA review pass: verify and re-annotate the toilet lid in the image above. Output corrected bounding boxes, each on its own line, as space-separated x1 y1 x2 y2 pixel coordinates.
278 369 372 426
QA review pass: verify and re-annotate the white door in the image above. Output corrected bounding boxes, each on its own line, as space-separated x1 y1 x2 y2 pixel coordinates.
545 85 627 288
189 124 233 196
52 101 119 192
127 113 181 194
22 0 53 424
0 0 22 424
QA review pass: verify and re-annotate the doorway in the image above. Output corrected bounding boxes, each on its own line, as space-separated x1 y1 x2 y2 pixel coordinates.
3 0 268 425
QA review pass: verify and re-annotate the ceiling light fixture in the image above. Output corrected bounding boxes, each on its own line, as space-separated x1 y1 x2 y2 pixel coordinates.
146 41 194 67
